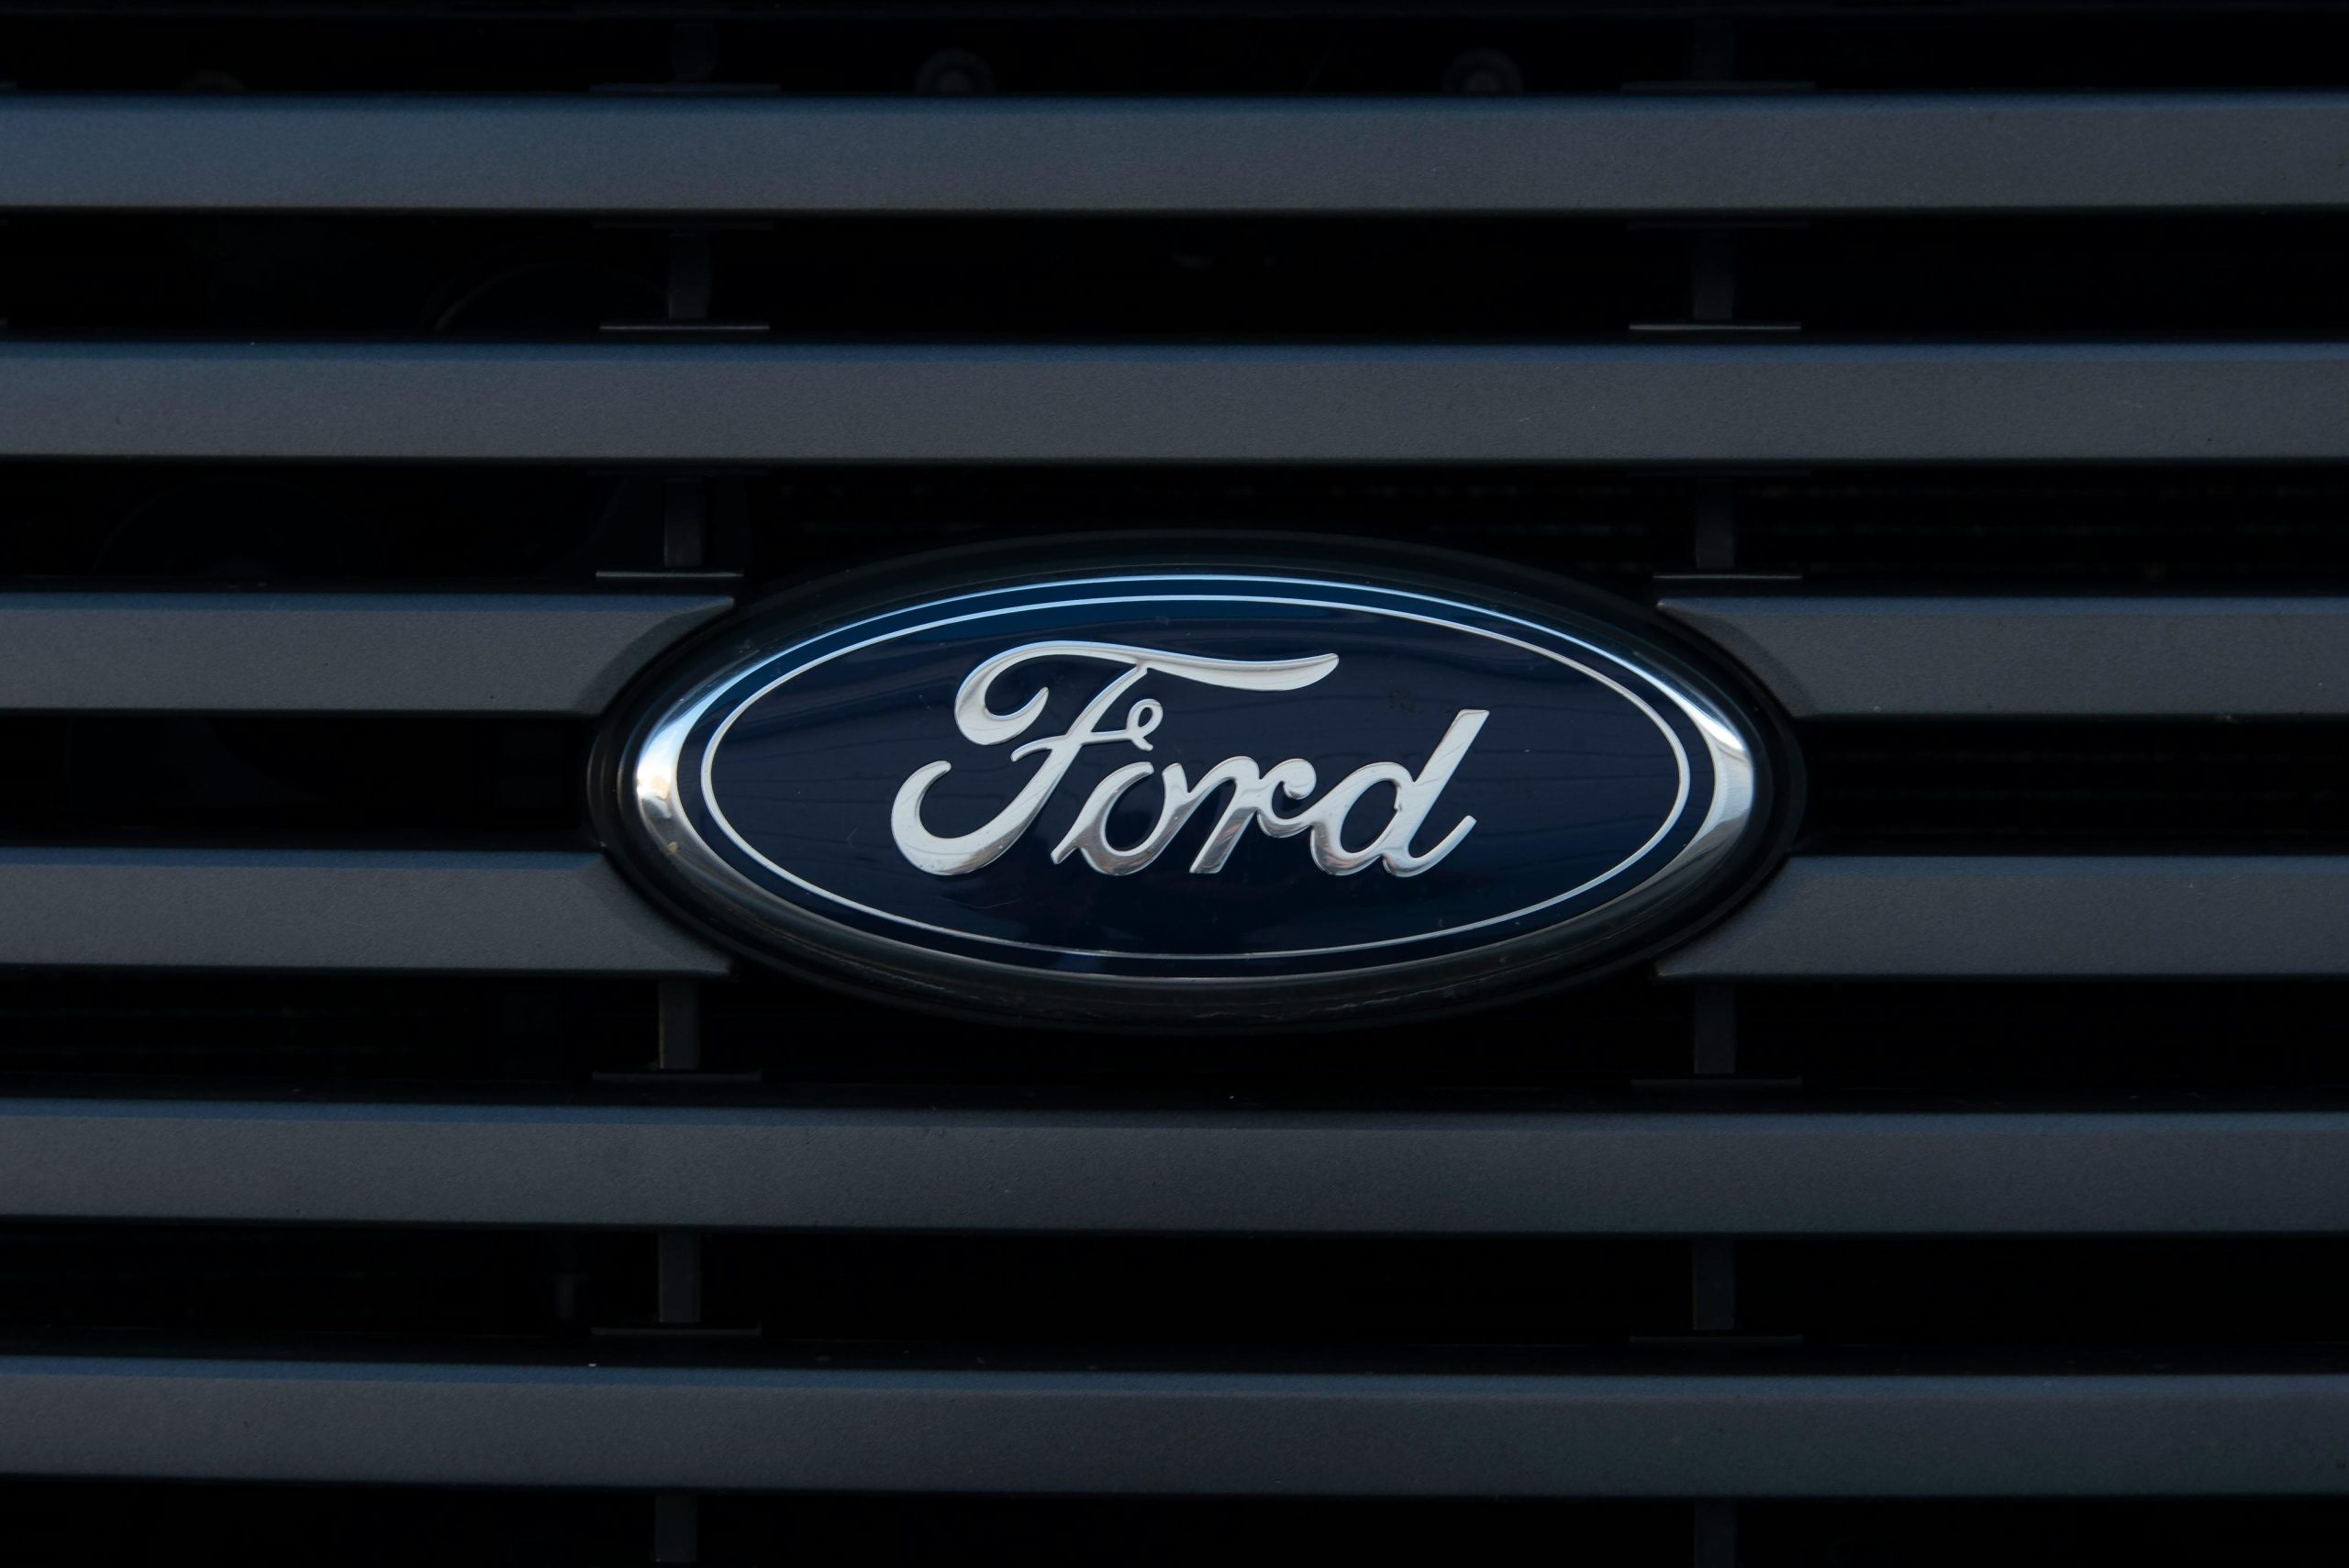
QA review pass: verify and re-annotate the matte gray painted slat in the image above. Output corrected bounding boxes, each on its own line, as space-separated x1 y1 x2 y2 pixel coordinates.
1663 595 2349 717
6 341 2349 463
1661 856 2349 979
5 1099 2343 1233
3 94 2346 215
2 1357 2343 1496
0 849 726 975
0 592 729 715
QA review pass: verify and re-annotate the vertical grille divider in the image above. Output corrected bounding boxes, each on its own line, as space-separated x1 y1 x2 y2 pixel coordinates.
1694 1500 1739 1568
654 978 705 1566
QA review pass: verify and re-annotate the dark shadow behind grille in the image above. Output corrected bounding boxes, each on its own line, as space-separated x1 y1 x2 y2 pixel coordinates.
6 4 2349 94
15 214 2349 339
4 2 2349 1562
2 1485 2344 1568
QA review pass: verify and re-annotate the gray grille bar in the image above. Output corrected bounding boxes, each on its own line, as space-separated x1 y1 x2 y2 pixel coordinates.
0 592 729 715
6 1098 2343 1233
0 850 727 975
1663 856 2349 979
6 341 2349 463
0 852 2326 988
3 1356 2343 1496
1662 595 2349 718
4 94 2345 215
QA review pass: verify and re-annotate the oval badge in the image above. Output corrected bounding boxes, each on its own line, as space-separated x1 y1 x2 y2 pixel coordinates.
611 558 1781 1023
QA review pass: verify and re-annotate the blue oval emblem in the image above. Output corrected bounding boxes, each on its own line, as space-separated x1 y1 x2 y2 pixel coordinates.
616 563 1776 1021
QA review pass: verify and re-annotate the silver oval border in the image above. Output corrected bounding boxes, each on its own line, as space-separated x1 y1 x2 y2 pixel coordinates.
629 574 1757 970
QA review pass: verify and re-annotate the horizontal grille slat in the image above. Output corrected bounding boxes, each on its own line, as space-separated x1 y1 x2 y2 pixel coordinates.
0 593 729 715
1663 596 2349 718
1664 856 2349 979
3 94 2347 217
0 850 727 975
3 1357 2344 1497
6 1099 2343 1234
7 342 2349 464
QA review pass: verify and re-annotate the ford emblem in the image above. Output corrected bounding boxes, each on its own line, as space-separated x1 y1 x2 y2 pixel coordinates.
607 549 1785 1024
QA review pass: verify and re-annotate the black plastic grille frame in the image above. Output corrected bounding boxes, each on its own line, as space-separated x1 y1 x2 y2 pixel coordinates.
4 3 2349 1563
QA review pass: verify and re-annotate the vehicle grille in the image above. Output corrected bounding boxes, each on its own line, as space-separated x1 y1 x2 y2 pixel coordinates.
4 3 2348 1562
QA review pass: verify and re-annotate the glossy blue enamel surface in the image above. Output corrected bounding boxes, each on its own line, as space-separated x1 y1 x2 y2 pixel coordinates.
640 575 1748 980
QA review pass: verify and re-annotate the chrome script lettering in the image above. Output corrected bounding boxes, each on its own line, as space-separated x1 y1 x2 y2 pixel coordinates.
890 641 1486 878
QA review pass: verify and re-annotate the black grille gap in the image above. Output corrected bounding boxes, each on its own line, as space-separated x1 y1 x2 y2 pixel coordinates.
1745 980 2349 1096
0 717 588 846
14 466 2349 592
1799 720 2349 853
1742 1503 2349 1568
8 973 2346 1102
13 215 2349 339
0 1485 2337 1568
0 975 651 1084
4 3 2349 95
0 1225 644 1343
10 1225 2349 1362
0 1485 1687 1568
0 466 668 585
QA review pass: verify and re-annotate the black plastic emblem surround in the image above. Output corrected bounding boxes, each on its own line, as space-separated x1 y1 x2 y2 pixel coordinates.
599 540 1793 1027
